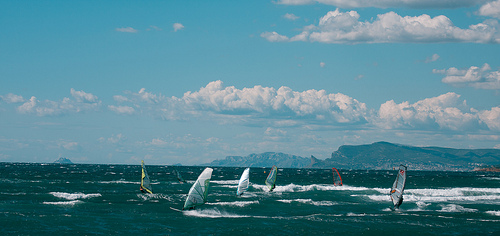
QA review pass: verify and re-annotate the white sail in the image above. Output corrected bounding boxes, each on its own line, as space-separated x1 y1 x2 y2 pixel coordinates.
183 167 213 210
236 168 250 196
141 160 153 194
390 165 407 209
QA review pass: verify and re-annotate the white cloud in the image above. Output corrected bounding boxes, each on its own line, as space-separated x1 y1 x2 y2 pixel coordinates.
108 105 135 115
113 95 128 103
275 0 489 9
1 93 25 103
17 89 100 116
59 141 79 151
284 13 300 21
99 133 125 144
433 63 500 89
320 62 326 67
375 93 481 131
478 106 500 131
262 9 500 44
71 88 98 103
116 27 138 33
173 23 184 32
261 31 289 42
425 53 440 63
478 0 500 19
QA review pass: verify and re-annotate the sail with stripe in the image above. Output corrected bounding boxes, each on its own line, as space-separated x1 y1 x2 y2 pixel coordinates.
140 160 153 194
183 167 213 210
265 165 278 192
237 168 250 196
173 167 186 184
390 164 407 209
332 168 343 186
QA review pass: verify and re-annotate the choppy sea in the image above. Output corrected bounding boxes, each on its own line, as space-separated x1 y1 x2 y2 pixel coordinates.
1 163 499 235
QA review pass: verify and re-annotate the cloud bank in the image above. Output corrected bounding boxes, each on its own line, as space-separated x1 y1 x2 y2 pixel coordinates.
261 9 500 44
7 81 499 133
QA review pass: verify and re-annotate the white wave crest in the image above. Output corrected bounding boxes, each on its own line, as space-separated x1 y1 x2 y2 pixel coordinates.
43 200 82 206
486 211 500 216
50 192 101 200
207 200 259 207
183 208 250 218
98 180 139 184
137 193 172 201
367 187 500 203
252 183 368 192
277 198 337 206
211 180 238 185
437 204 478 213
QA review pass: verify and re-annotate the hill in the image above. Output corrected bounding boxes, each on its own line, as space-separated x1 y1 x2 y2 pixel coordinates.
206 152 309 168
307 142 500 171
53 157 73 164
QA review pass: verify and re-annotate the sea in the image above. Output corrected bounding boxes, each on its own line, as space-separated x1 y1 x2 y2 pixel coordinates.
1 163 500 235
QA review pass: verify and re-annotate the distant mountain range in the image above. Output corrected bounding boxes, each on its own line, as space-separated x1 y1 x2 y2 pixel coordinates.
206 142 500 171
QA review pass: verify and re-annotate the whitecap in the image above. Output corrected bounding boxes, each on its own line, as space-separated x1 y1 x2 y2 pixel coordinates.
183 208 250 218
50 192 101 200
43 200 82 206
437 204 478 213
486 211 500 216
206 200 259 207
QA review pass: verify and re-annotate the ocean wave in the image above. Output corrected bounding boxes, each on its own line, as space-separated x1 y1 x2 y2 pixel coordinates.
206 200 259 207
183 208 250 218
43 200 82 206
252 183 368 192
366 194 500 203
98 180 139 184
137 193 172 201
50 192 101 200
277 199 337 206
486 211 500 216
437 204 478 213
211 180 238 185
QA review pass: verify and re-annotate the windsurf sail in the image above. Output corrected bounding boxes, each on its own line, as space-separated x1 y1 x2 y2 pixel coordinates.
183 167 213 210
173 167 186 184
390 164 407 209
332 168 343 186
265 165 277 192
237 168 250 196
140 160 153 194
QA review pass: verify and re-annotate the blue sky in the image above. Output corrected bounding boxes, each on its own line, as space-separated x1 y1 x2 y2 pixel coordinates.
1 0 499 165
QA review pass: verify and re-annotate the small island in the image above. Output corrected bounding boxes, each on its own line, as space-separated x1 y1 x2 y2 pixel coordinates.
53 157 73 164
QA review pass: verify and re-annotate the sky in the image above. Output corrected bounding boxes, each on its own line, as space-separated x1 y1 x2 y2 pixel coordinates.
1 0 499 165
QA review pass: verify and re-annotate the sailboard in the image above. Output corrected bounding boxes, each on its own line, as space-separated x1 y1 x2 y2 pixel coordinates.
390 164 407 209
140 160 153 194
332 168 343 186
236 168 250 196
182 167 213 210
173 167 186 184
265 165 277 192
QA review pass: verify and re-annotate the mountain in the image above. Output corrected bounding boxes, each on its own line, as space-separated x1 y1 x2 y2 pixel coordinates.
206 152 309 168
307 141 500 171
53 157 73 164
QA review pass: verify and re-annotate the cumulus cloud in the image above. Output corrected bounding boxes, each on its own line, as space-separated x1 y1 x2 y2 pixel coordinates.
425 53 440 63
478 0 500 19
108 105 135 115
173 23 184 32
262 9 500 44
261 31 289 42
17 89 100 116
375 93 482 131
283 13 300 20
433 63 500 89
320 62 326 67
116 27 138 33
275 0 489 9
1 93 25 103
478 106 500 131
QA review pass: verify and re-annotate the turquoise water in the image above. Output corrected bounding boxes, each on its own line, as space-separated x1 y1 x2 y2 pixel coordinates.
1 163 500 235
